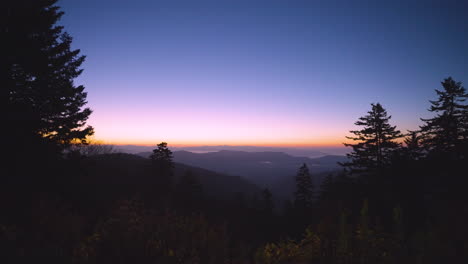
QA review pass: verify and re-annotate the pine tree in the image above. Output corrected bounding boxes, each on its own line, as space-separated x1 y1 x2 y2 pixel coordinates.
5 0 94 153
403 131 423 160
419 77 468 157
150 142 175 193
318 174 334 201
150 142 174 173
294 163 314 210
341 103 402 174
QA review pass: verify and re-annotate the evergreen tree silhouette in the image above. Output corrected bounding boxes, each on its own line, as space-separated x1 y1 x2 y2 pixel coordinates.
5 0 93 153
341 103 402 174
294 163 314 211
419 77 468 158
150 142 174 193
318 174 334 201
403 131 423 160
150 142 174 174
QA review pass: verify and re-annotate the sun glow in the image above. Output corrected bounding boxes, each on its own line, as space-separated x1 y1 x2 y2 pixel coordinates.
87 106 347 147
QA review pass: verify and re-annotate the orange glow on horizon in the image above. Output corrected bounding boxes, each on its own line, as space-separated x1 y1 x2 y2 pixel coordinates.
93 137 346 148
85 106 378 149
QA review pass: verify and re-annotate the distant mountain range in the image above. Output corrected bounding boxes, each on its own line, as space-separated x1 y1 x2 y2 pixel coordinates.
138 150 348 196
115 145 349 158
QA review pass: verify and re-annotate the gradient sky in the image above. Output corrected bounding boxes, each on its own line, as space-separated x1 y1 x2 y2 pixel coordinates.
58 0 468 146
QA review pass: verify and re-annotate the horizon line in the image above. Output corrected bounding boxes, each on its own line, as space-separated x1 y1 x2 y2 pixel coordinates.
90 140 347 148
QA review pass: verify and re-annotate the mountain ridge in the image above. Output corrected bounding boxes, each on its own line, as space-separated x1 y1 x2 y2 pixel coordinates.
82 153 260 199
137 150 347 194
115 144 348 157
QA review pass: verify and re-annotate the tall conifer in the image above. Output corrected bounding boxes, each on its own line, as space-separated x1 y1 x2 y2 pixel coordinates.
294 163 314 210
419 77 468 157
341 103 402 174
5 0 93 152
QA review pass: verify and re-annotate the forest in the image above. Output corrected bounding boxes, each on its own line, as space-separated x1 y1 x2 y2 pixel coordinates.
3 1 468 263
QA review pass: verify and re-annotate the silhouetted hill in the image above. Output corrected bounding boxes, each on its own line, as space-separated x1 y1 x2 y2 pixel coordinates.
79 153 260 200
174 162 260 198
138 150 347 193
170 146 331 157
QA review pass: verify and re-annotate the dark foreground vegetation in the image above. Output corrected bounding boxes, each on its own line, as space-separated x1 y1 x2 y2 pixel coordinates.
3 1 468 263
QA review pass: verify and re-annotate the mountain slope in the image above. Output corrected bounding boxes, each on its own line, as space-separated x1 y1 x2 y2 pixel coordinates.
79 153 260 200
138 150 347 188
116 144 348 157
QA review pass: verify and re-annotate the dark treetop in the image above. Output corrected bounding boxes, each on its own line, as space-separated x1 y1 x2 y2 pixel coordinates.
5 0 93 153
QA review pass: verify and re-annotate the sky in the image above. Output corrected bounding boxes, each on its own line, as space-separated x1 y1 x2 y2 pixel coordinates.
58 0 468 147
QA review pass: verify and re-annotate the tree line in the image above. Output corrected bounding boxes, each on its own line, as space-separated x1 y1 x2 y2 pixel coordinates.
257 76 468 263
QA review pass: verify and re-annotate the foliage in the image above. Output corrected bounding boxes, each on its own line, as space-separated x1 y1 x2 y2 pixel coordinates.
402 131 423 160
256 227 321 264
73 199 229 264
419 77 468 157
150 142 175 173
294 163 314 210
5 0 94 152
341 103 402 174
